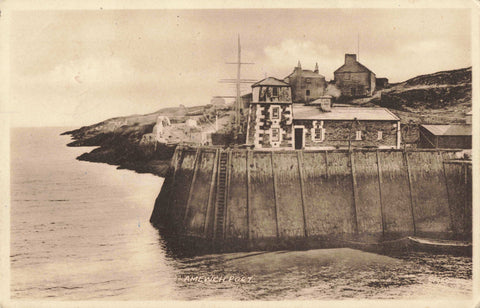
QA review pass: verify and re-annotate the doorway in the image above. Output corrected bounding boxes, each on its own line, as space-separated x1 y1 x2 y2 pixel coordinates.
294 127 303 150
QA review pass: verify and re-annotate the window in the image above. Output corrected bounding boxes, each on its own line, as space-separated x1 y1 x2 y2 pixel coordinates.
312 122 325 142
355 130 362 140
344 73 350 80
377 131 383 140
272 107 280 119
314 128 325 142
259 87 267 102
272 87 278 97
305 78 311 84
306 89 311 96
272 128 280 142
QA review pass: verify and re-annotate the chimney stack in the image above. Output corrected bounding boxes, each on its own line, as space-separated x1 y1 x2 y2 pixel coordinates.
295 60 302 73
314 62 319 73
345 54 357 64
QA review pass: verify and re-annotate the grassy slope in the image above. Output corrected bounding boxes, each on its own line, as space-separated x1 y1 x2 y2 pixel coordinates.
344 67 471 143
63 105 232 177
348 67 471 123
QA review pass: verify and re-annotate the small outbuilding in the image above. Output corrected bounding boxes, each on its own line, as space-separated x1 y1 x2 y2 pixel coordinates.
418 125 472 149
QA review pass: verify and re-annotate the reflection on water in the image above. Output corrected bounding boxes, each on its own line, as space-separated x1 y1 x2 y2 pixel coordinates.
10 127 471 300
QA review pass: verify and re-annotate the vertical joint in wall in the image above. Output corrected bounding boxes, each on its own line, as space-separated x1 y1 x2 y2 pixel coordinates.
204 149 219 238
271 151 280 238
404 150 417 235
246 150 251 241
184 148 201 225
349 150 359 234
297 151 308 238
440 152 455 234
376 150 386 236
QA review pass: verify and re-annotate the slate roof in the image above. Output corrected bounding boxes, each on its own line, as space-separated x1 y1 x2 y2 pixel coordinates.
310 96 333 103
252 77 290 87
284 69 325 80
334 60 373 74
292 106 399 121
421 125 472 136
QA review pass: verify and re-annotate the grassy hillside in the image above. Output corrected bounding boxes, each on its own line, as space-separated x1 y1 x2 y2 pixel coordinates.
63 104 233 177
349 67 471 124
345 67 471 144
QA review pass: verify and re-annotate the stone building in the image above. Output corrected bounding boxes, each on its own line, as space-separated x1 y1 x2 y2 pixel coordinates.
284 61 327 103
292 104 401 150
247 76 401 150
334 54 376 97
246 77 294 149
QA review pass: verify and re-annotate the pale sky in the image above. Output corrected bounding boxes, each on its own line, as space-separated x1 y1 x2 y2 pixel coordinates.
7 8 472 127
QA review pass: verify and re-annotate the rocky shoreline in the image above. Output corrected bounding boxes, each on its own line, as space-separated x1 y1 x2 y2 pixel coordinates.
62 119 176 178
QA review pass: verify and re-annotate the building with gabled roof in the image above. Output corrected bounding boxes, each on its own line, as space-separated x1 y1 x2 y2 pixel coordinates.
284 61 327 103
246 76 294 149
334 54 376 97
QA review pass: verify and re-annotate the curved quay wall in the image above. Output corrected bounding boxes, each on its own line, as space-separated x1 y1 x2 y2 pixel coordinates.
150 146 472 253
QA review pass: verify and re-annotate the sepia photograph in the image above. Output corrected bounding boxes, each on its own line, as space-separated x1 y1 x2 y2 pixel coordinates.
1 1 478 307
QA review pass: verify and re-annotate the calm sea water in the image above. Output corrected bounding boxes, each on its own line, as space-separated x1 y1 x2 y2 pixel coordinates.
10 127 472 300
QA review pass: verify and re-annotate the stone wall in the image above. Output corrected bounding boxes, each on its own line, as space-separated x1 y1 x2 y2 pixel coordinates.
335 71 375 97
151 147 471 253
294 120 398 148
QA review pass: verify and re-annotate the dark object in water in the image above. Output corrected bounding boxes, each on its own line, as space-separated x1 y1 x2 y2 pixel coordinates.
406 236 472 256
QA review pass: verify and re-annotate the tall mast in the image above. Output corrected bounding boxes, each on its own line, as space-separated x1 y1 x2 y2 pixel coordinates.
236 34 241 129
357 32 360 61
217 35 255 143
